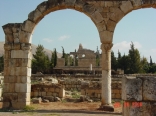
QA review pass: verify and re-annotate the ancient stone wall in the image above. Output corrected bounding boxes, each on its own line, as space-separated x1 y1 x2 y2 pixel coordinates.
56 58 65 67
78 58 96 67
122 76 156 116
31 84 65 99
81 80 121 99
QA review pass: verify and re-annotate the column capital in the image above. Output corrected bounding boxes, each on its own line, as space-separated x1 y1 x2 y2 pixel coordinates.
101 43 113 52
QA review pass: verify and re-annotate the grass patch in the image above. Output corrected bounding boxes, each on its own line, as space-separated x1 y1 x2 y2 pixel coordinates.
22 105 35 112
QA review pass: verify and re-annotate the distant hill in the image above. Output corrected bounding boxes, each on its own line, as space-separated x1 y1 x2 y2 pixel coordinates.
0 41 62 58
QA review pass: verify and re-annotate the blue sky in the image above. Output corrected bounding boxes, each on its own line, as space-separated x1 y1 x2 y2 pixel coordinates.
0 1 156 62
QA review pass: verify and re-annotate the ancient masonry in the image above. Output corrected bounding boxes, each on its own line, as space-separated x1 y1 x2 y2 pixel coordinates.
2 0 156 113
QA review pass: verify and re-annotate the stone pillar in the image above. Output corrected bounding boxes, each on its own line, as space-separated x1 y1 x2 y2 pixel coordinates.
3 43 32 109
100 43 114 111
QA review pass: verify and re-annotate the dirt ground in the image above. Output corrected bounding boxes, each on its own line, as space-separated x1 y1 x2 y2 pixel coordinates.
0 102 122 116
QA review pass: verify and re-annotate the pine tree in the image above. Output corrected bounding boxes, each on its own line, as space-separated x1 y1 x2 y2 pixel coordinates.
61 46 65 58
53 48 57 67
111 51 117 70
75 49 78 66
32 44 50 73
128 42 141 74
150 56 153 66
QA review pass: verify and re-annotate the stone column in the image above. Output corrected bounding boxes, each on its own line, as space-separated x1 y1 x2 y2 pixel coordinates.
3 43 32 109
100 43 114 111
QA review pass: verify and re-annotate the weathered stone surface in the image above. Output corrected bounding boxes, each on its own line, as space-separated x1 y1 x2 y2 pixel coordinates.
4 44 12 50
2 24 13 34
65 0 76 7
75 0 85 10
21 20 35 33
83 4 95 15
96 21 106 32
3 93 18 102
107 20 116 32
13 43 21 50
122 76 142 101
12 23 21 33
5 34 14 43
15 83 31 92
91 11 103 23
11 50 32 59
4 51 11 59
123 102 156 116
19 30 31 43
105 1 114 7
18 93 30 102
10 67 31 76
21 43 32 50
37 1 49 14
120 1 133 14
16 76 31 83
28 9 44 23
100 31 113 43
109 7 124 22
142 77 156 101
3 83 15 92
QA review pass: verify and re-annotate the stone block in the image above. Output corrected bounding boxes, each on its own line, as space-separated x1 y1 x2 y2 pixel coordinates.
10 67 31 76
4 44 12 51
33 92 38 97
5 34 14 43
122 76 142 101
2 24 13 34
41 92 46 96
105 1 113 7
120 1 133 14
107 20 116 32
3 93 18 102
123 101 156 116
109 7 124 22
16 76 31 83
12 101 30 109
100 30 113 43
59 87 65 98
15 83 31 93
96 21 106 32
22 20 35 33
11 50 32 59
55 88 60 92
28 9 44 24
91 11 103 24
83 4 95 15
3 83 15 92
19 30 31 43
22 58 32 67
4 51 11 59
142 77 156 101
18 92 30 102
13 43 20 50
65 0 76 7
47 92 52 96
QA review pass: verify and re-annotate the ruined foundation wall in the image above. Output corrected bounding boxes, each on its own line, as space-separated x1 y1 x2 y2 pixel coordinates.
31 84 65 99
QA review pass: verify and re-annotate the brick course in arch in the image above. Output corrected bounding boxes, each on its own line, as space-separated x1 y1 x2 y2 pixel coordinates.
2 0 156 110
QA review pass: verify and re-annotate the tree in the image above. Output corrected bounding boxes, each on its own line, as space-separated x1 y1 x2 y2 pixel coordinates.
32 44 50 73
150 56 153 66
140 57 149 73
111 51 117 70
0 56 4 72
74 49 78 66
61 46 65 58
128 42 141 73
117 50 122 69
119 54 130 74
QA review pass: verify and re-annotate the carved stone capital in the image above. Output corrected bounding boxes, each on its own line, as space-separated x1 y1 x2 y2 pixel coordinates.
101 43 113 52
21 43 32 50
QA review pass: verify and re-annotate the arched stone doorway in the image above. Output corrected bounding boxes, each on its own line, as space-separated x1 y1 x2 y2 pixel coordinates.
2 0 156 110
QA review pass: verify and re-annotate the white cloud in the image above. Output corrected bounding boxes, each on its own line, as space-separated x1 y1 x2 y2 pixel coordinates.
58 35 70 41
43 38 53 43
113 41 142 52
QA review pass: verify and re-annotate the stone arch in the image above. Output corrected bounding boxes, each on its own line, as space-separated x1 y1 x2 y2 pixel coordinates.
2 0 156 110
